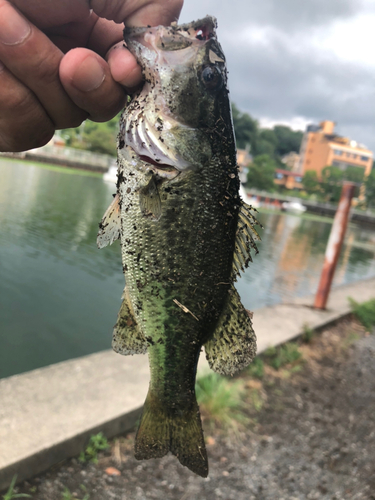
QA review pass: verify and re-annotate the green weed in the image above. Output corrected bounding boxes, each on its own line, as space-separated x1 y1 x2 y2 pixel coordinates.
349 297 375 330
264 342 302 370
2 476 31 500
302 323 314 343
248 389 264 411
342 331 361 349
247 357 264 379
78 432 109 464
61 486 89 500
196 373 245 427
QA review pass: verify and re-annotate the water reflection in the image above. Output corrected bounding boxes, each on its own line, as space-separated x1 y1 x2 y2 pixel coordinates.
0 159 374 378
236 211 375 311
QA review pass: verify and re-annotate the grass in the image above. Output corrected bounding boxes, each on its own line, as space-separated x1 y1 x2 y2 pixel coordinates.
61 485 89 500
263 342 303 370
342 331 361 349
247 357 265 379
0 156 103 178
302 323 315 343
78 433 109 464
2 476 31 500
195 373 245 427
349 297 375 331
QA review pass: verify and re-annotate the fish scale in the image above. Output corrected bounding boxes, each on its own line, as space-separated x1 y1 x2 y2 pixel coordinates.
97 16 261 477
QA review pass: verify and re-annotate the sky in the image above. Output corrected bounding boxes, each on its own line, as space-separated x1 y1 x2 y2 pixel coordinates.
179 0 375 153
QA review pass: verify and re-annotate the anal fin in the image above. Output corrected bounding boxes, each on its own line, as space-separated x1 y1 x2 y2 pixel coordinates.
204 286 256 376
97 193 121 249
112 287 148 355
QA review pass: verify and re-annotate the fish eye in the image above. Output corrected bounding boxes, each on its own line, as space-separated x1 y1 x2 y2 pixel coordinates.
201 65 222 91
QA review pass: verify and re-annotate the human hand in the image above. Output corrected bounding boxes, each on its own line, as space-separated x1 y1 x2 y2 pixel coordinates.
0 0 183 152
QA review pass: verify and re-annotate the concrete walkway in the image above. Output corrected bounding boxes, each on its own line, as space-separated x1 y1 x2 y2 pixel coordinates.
1 277 374 490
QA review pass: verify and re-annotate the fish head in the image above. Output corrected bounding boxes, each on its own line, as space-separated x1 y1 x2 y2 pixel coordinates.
122 17 232 179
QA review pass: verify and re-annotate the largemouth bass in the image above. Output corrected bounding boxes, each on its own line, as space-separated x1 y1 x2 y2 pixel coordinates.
97 16 260 477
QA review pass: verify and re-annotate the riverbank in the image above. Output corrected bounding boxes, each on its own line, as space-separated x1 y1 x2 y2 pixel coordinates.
13 314 375 500
1 277 374 492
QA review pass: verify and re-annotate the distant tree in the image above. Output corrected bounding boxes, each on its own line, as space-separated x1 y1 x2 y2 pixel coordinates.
231 103 258 151
254 129 277 157
344 166 365 184
246 154 277 191
84 128 117 156
365 170 375 208
61 113 121 156
321 166 344 202
273 126 303 157
303 170 320 194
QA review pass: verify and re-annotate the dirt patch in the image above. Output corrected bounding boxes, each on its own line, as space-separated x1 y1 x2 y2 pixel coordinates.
11 317 375 499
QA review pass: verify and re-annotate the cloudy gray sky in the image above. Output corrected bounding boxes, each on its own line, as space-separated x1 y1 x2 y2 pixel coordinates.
179 0 375 153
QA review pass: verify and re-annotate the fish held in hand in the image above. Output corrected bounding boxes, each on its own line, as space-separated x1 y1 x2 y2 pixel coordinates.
97 16 261 477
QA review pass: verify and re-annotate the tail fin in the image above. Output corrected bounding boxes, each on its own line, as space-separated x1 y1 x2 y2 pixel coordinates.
135 390 208 477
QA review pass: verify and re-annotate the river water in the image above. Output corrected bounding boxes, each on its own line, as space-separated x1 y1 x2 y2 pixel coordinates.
1 159 374 379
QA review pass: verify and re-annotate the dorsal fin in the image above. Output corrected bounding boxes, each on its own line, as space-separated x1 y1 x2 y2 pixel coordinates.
233 202 262 279
97 193 121 249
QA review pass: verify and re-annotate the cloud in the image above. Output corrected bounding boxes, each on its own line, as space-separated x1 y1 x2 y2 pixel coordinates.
179 0 375 153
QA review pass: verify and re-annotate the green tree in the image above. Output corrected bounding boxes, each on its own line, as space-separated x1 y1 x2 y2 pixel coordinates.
231 103 258 151
255 129 277 157
365 170 375 208
321 166 344 202
83 128 117 155
61 113 121 156
273 125 303 157
246 154 277 191
302 170 320 194
344 166 365 184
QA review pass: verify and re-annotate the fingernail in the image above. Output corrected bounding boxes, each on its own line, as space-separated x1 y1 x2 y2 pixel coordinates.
72 56 106 92
0 5 31 45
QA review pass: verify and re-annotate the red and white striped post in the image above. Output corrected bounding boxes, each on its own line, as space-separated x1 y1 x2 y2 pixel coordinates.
314 182 356 309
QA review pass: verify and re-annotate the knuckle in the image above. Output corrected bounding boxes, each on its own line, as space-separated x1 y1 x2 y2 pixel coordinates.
33 52 60 88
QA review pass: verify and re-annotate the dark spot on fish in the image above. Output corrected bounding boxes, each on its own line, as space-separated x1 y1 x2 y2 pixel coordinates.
126 188 131 194
116 171 125 189
146 336 155 345
157 338 164 344
119 138 125 149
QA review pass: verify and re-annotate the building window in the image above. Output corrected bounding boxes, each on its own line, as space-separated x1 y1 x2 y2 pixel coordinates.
334 149 343 156
295 176 302 182
352 154 357 159
360 156 369 161
275 173 284 180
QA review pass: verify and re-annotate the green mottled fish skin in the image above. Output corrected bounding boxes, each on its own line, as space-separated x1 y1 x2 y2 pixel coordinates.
107 17 255 477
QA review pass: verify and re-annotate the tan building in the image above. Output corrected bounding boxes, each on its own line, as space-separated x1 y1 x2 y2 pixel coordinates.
297 120 373 180
281 151 300 172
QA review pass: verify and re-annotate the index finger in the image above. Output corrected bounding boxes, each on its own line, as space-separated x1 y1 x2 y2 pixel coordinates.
89 0 183 27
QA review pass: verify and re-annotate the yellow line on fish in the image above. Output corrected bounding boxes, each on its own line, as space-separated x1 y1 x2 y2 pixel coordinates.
173 299 200 321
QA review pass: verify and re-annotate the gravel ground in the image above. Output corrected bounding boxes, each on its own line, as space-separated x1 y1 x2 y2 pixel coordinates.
8 317 375 500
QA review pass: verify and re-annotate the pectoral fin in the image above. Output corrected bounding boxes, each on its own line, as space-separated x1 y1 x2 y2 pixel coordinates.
112 287 148 355
233 202 262 279
97 194 121 249
204 286 256 376
139 174 162 221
